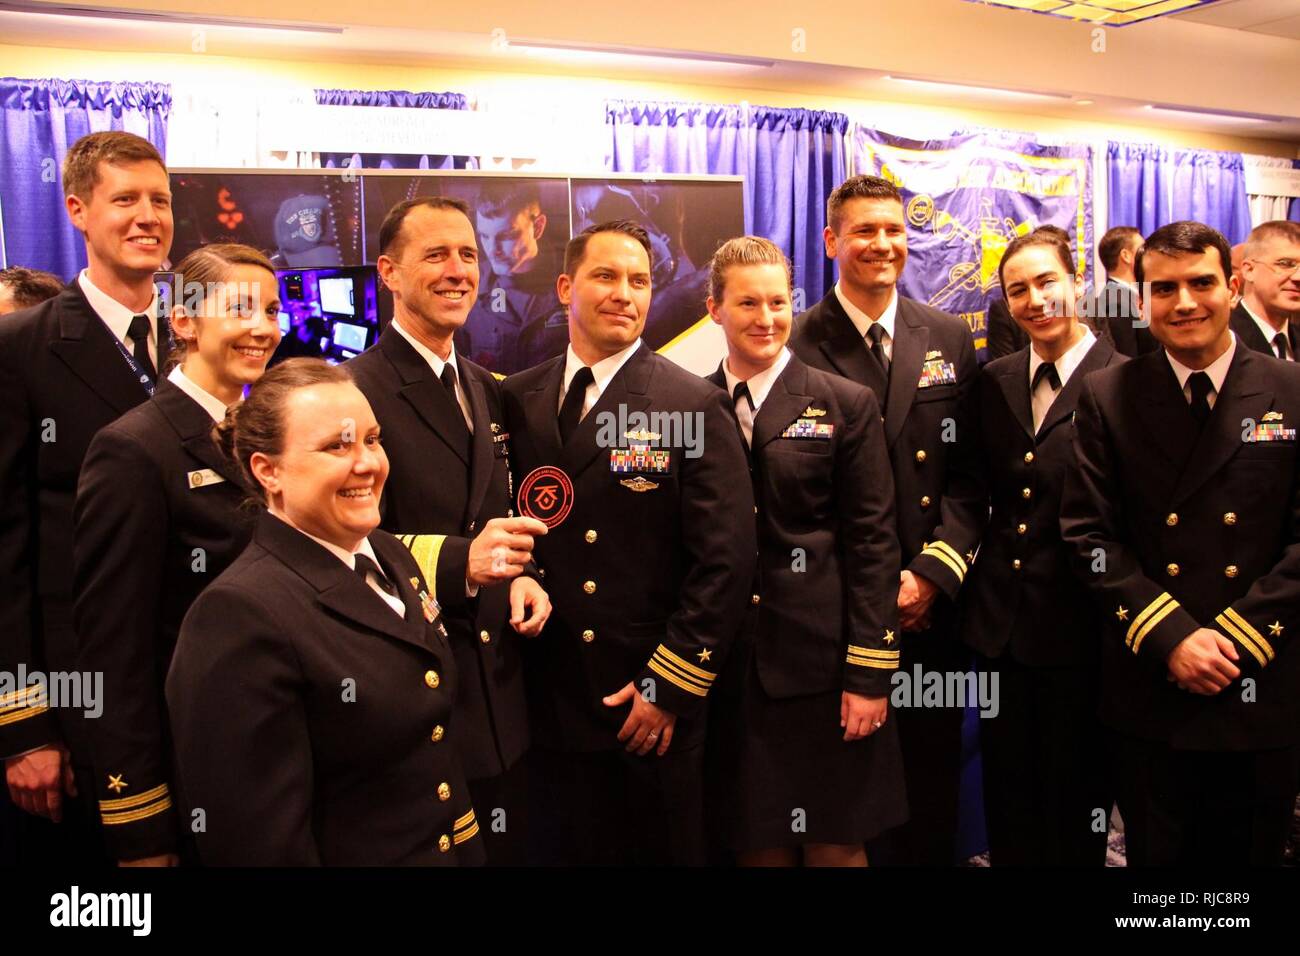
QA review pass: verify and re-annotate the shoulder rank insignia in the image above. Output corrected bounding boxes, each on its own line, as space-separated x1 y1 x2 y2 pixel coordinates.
781 419 834 439
1262 411 1283 422
187 468 226 489
625 429 662 442
802 406 827 417
620 476 659 492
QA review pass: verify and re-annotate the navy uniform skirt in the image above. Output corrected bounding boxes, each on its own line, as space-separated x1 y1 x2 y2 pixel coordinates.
709 627 909 855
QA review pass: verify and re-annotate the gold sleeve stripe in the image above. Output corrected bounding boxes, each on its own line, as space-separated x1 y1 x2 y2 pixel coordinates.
453 809 476 831
1215 614 1269 668
647 659 709 697
648 655 711 694
0 685 48 707
400 534 447 602
846 645 900 660
100 783 169 812
921 543 966 583
453 821 480 844
0 703 49 727
927 541 968 577
846 656 899 670
1223 608 1275 661
101 797 172 826
653 644 716 682
1130 599 1180 654
1126 592 1173 648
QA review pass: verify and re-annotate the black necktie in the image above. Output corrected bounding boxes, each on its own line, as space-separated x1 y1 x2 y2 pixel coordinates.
438 363 470 448
354 553 396 596
1272 332 1290 362
558 366 594 445
1031 361 1062 393
1187 371 1214 429
866 322 890 378
126 313 157 383
732 380 751 411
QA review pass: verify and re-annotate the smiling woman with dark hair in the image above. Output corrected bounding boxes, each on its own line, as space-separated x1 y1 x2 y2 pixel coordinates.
165 359 483 866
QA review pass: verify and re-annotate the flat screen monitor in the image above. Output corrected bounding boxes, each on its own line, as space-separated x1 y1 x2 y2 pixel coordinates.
332 321 368 354
319 276 355 317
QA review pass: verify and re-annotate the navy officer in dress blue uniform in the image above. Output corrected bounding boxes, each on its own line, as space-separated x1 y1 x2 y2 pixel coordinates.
348 197 550 864
962 228 1123 865
1062 221 1300 866
0 131 172 865
703 236 906 866
502 220 756 865
74 244 281 866
167 360 483 865
791 175 983 865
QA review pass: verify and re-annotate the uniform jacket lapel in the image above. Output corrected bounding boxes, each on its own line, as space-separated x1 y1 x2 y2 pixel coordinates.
255 511 431 651
1134 351 1200 480
885 298 928 446
522 355 566 461
1036 338 1117 439
153 380 245 487
994 348 1035 440
47 285 152 415
812 293 886 402
751 359 815 452
1229 303 1272 355
462 366 495 528
1172 346 1273 507
559 344 653 478
379 326 470 466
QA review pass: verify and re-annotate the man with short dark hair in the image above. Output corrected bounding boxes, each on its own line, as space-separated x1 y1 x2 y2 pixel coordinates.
0 130 171 864
1231 220 1300 361
1089 225 1158 358
348 196 551 865
502 220 755 865
1062 220 1300 866
792 175 983 865
0 267 64 316
464 183 566 374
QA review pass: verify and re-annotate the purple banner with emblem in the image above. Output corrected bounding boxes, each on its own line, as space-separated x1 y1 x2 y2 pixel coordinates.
854 129 1093 362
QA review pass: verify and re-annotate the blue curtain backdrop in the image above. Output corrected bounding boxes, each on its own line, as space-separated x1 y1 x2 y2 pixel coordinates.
1107 142 1253 244
0 78 170 278
606 100 848 308
314 89 476 171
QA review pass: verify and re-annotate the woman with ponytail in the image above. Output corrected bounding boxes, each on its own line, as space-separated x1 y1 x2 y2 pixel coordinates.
72 244 281 866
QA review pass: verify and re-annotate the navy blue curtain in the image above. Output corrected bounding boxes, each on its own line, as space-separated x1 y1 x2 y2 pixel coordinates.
0 78 170 278
1107 142 1252 244
607 100 848 308
314 89 475 171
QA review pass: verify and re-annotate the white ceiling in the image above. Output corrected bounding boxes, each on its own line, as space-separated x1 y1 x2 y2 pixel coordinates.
1176 0 1300 39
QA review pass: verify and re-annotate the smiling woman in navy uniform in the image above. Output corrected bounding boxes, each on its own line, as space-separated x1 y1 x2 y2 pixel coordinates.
703 237 906 866
166 360 482 865
73 244 281 866
961 229 1122 865
1062 222 1300 865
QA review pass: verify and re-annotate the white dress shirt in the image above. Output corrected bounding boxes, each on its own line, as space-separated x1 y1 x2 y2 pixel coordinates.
835 282 897 361
167 365 230 422
721 348 792 447
279 515 406 618
392 317 474 432
1165 334 1237 410
78 270 159 370
1028 328 1095 432
1241 302 1293 361
558 339 642 419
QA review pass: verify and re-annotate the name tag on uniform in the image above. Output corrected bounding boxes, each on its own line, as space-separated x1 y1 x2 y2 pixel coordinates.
1248 412 1296 442
918 350 957 388
187 468 226 489
610 446 672 474
781 419 834 439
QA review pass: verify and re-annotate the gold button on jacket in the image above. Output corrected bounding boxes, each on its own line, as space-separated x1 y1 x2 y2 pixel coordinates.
424 670 440 689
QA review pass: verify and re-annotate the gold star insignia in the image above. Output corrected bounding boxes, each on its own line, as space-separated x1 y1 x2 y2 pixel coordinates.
1269 621 1284 637
697 648 713 663
107 774 127 794
965 551 976 565
883 629 895 644
1116 606 1129 622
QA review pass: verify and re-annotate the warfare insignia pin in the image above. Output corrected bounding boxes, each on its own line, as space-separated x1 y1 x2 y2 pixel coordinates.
802 406 828 417
620 476 659 493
